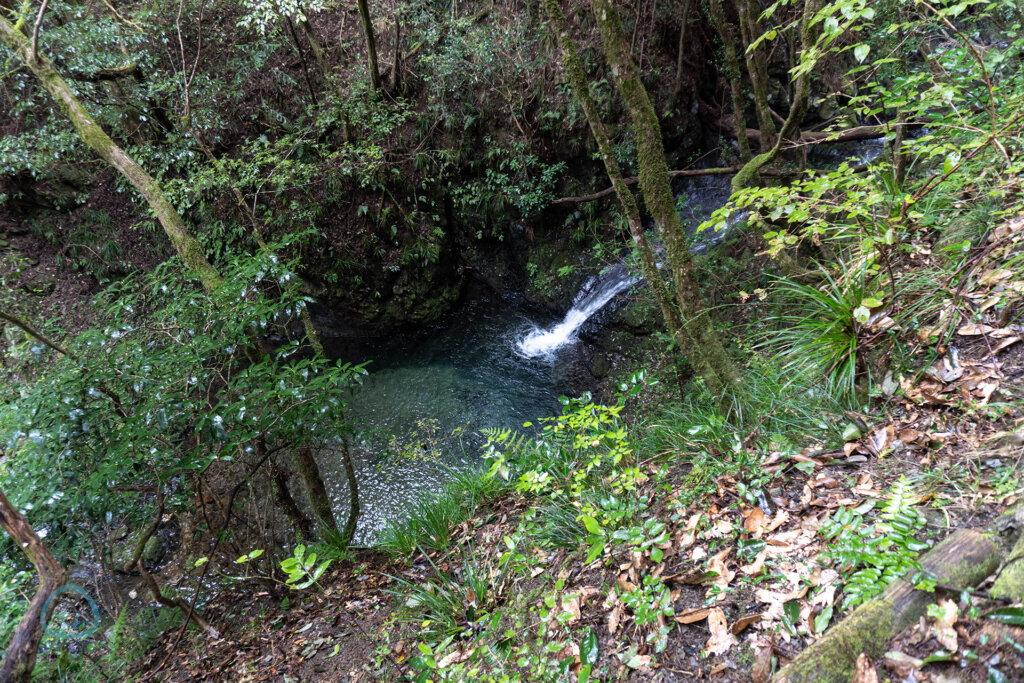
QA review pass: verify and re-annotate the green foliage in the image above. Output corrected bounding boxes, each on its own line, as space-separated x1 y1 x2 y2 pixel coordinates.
821 476 930 608
759 262 876 402
390 546 508 642
0 239 365 560
281 544 332 590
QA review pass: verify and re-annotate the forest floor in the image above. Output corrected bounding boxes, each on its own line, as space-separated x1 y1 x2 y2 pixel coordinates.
124 219 1024 682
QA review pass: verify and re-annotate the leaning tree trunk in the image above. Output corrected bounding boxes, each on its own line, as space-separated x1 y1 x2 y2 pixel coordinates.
591 0 736 398
735 0 776 147
0 486 65 683
542 0 689 363
356 0 382 90
777 528 1002 682
0 9 345 538
0 17 223 294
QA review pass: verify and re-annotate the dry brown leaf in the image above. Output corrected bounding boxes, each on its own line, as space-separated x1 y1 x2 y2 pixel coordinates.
958 323 997 336
883 651 923 678
979 268 1015 285
438 648 475 667
617 574 636 594
607 603 623 635
931 598 958 652
704 608 736 656
562 596 581 624
992 336 1022 354
708 549 735 600
742 507 766 536
751 644 773 683
865 425 894 456
765 510 789 533
674 607 712 624
741 549 768 577
731 612 762 635
851 653 878 683
973 380 999 404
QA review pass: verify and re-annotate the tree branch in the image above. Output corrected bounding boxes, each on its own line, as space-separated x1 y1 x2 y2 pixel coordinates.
0 309 74 358
30 0 49 61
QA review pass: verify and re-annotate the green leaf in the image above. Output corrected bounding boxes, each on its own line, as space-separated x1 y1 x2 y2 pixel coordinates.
814 605 833 633
861 297 883 308
581 515 602 535
651 547 663 563
581 628 599 666
783 599 800 624
986 607 1024 626
854 44 871 63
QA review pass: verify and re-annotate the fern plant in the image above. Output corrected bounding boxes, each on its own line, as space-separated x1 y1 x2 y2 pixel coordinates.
821 476 931 608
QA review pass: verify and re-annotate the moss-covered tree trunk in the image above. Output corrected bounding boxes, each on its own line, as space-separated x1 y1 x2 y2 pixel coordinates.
542 0 688 362
777 528 1000 682
590 0 736 398
356 0 382 90
708 0 752 162
0 486 65 683
734 0 776 147
0 16 223 294
730 0 821 192
295 446 339 533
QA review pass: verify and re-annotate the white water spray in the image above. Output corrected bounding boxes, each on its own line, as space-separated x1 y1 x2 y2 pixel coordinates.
517 265 639 358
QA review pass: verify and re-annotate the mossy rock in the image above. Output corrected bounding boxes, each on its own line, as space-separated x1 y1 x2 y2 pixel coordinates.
589 353 611 378
614 296 662 335
21 273 56 297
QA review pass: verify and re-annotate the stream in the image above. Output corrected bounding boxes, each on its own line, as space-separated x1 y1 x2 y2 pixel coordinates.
321 141 884 544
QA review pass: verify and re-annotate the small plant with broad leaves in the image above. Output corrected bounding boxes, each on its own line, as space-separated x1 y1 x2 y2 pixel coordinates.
281 544 332 591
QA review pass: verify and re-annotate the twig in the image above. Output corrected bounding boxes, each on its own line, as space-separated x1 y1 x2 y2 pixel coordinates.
30 0 49 61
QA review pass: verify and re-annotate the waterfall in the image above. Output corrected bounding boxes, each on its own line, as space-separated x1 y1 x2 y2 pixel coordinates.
516 264 639 358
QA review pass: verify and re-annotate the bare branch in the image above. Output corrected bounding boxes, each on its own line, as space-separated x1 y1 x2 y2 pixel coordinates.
30 0 49 61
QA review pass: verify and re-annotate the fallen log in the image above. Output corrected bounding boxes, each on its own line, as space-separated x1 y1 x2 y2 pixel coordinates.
745 124 890 148
549 166 793 205
775 528 1002 683
990 506 1024 601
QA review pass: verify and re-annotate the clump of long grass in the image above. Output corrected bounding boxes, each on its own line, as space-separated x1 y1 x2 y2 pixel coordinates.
377 467 507 557
388 545 509 641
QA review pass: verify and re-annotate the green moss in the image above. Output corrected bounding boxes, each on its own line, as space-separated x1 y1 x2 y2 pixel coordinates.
778 598 895 683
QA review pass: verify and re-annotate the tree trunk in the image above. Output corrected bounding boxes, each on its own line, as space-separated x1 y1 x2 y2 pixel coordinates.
339 436 360 546
542 0 688 364
0 486 65 683
294 446 338 533
730 0 821 193
672 0 693 102
776 529 1001 683
356 0 382 90
708 0 752 162
545 2 678 307
735 0 775 147
270 458 315 539
591 0 737 399
300 18 329 78
0 16 223 294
